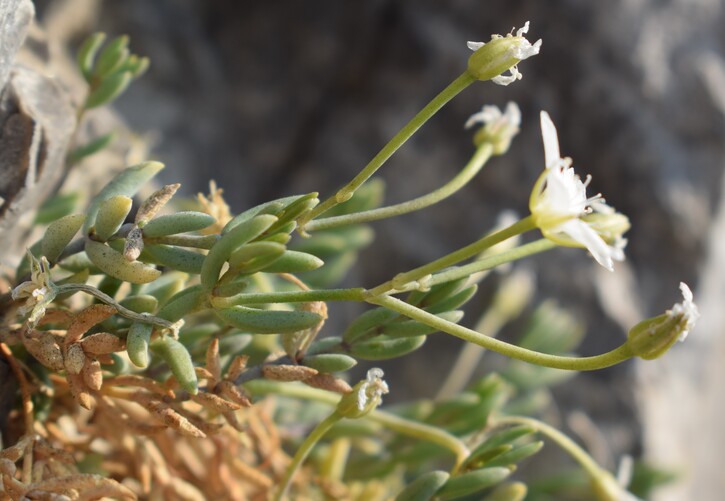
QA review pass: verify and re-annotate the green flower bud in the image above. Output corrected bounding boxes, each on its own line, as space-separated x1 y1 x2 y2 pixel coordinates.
627 283 699 360
467 22 541 85
336 368 389 419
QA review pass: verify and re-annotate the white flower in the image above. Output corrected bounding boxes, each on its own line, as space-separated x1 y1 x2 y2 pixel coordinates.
356 368 389 411
467 22 542 85
529 111 625 271
465 102 521 154
12 253 55 324
667 282 699 341
465 102 521 130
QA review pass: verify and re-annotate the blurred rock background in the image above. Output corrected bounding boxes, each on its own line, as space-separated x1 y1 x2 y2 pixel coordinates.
11 0 725 498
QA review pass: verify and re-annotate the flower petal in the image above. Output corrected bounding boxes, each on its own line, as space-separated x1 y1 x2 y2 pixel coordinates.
467 41 485 51
540 111 561 169
558 219 614 271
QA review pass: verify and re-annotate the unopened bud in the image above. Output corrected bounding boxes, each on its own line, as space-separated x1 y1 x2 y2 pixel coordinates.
626 282 699 360
336 368 389 419
582 210 631 246
465 102 521 154
467 22 541 85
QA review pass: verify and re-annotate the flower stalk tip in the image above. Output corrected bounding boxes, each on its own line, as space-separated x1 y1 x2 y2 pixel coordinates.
467 21 541 85
465 102 521 155
626 282 699 360
337 368 389 419
12 253 56 326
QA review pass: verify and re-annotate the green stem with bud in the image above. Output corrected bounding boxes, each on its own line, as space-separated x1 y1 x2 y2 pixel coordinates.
305 143 494 232
368 294 634 370
300 72 476 228
246 380 469 471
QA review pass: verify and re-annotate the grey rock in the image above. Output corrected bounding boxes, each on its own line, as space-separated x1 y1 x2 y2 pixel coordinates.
0 0 34 91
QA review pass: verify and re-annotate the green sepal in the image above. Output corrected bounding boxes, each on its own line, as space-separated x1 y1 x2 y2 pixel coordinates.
41 214 85 264
141 211 216 237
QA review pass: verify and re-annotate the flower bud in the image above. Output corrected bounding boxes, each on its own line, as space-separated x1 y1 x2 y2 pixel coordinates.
626 282 699 360
465 102 521 155
12 253 56 326
582 209 631 245
336 368 389 419
467 22 541 85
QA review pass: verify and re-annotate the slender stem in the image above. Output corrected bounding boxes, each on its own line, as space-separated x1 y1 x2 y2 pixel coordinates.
427 238 555 288
493 415 602 478
305 143 494 232
300 72 476 227
369 404 470 472
245 380 469 469
274 411 343 501
54 283 177 331
211 287 366 308
366 216 536 297
368 295 634 370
